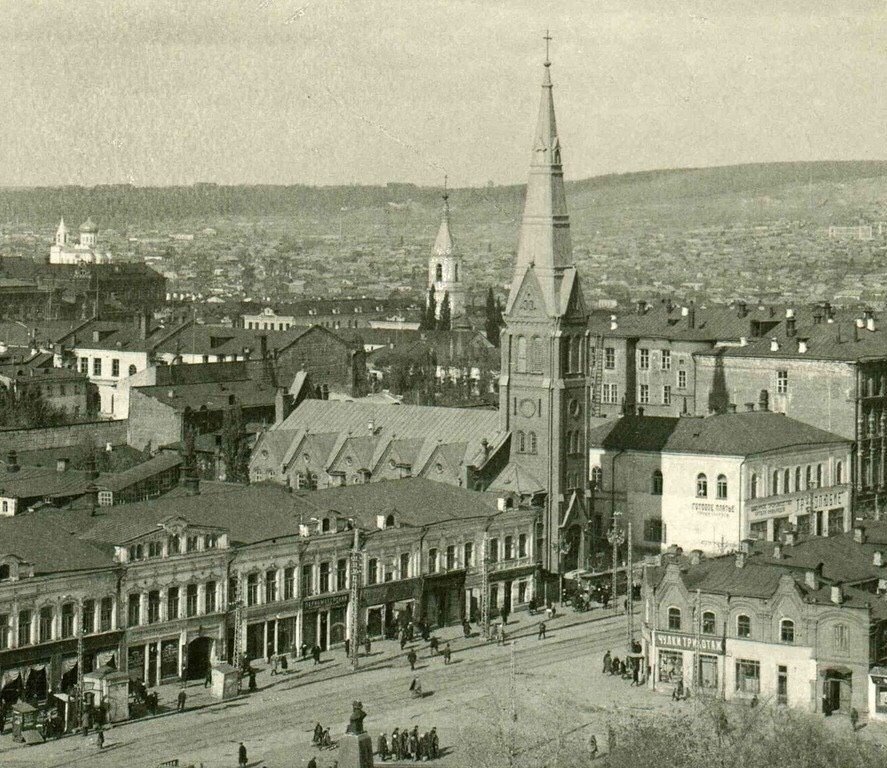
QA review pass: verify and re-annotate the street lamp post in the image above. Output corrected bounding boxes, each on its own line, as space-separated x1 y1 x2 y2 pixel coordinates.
348 523 361 671
606 513 625 614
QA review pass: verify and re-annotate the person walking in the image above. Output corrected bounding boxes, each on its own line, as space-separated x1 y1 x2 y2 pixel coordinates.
850 707 860 731
177 687 187 712
588 734 598 760
96 728 105 750
248 669 257 691
313 722 324 746
430 727 439 759
377 731 389 761
462 618 471 638
610 656 620 676
409 726 419 762
442 643 452 665
400 727 409 760
602 650 612 675
344 638 351 658
400 633 408 651
204 666 213 688
238 742 248 767
364 636 372 656
408 648 417 670
307 758 317 768
429 636 439 656
500 603 510 626
631 660 640 686
391 727 401 760
538 621 546 639
312 645 321 665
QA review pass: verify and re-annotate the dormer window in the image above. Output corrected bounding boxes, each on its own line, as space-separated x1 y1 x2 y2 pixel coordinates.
186 535 199 553
205 533 218 549
148 541 162 558
168 535 180 555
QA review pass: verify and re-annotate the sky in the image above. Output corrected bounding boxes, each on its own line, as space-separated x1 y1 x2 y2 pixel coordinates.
0 1 884 188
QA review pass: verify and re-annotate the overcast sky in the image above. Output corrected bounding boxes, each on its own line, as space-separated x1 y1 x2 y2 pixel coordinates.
1 1 884 188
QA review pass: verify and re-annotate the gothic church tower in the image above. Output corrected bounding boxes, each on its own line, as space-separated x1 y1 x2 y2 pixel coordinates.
499 42 590 574
427 188 466 319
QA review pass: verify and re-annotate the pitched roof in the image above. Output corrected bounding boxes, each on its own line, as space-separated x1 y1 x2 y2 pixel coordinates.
133 378 278 412
0 514 113 574
587 412 848 457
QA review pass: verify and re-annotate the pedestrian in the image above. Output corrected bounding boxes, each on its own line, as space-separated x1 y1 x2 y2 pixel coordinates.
177 687 187 712
538 621 546 639
528 596 537 615
391 727 401 760
610 656 620 676
443 643 452 664
238 742 248 767
602 650 612 674
462 619 471 638
301 642 309 659
378 731 389 761
408 648 417 670
430 727 439 759
588 734 598 760
148 691 158 715
313 722 323 746
400 726 410 760
672 679 684 701
312 645 321 665
364 636 371 655
850 707 859 731
409 726 419 761
400 633 408 651
500 604 510 626
409 677 422 698
96 728 104 750
632 660 640 686
248 670 257 692
429 636 439 656
204 666 213 688
345 638 351 657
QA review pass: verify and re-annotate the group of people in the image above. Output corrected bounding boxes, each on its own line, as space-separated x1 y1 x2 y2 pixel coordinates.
602 647 644 687
377 725 440 762
312 721 334 749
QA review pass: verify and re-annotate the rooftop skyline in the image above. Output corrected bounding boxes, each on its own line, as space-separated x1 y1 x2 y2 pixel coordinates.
1 1 885 188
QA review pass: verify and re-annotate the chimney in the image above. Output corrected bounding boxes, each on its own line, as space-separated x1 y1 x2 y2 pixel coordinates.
830 584 843 605
744 403 755 412
739 336 748 347
85 450 99 481
367 418 375 435
737 301 748 318
56 457 69 473
6 450 19 473
481 438 490 461
735 550 747 568
376 514 387 529
727 403 737 413
853 323 859 342
92 329 101 343
770 338 779 352
687 304 696 329
856 317 865 329
86 481 99 515
785 308 795 319
868 316 876 332
610 319 618 331
636 300 646 315
853 523 866 544
874 551 884 568
183 472 200 496
798 339 808 354
805 562 824 590
259 334 269 360
758 390 769 411
786 317 796 337
689 549 703 566
138 311 150 340
812 307 824 325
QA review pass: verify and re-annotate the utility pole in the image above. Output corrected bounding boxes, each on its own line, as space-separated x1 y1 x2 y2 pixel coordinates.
349 524 362 671
76 601 85 731
607 513 625 615
509 640 517 765
626 521 634 649
481 532 490 640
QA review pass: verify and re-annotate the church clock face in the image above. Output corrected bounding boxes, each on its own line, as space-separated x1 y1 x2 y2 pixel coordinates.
519 398 537 418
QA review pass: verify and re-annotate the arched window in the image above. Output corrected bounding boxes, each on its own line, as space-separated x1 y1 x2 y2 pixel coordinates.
750 473 758 499
321 517 331 533
385 514 395 528
836 461 843 485
784 468 791 493
737 614 751 638
771 470 779 495
517 431 525 453
591 466 602 488
531 337 544 372
652 470 663 496
717 474 728 500
572 336 583 372
702 611 716 634
516 337 527 373
667 607 682 631
780 619 795 643
128 364 137 376
528 432 537 454
696 473 708 498
805 465 812 489
435 263 443 282
795 466 801 491
816 464 823 488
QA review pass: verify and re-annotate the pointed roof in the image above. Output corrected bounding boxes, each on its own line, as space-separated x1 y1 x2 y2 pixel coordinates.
80 217 98 233
432 192 455 257
56 218 68 235
506 46 574 316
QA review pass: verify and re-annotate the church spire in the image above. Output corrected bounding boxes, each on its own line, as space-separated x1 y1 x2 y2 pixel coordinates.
508 32 573 312
433 175 454 256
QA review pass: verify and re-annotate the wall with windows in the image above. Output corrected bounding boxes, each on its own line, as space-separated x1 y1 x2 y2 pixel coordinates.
72 346 150 419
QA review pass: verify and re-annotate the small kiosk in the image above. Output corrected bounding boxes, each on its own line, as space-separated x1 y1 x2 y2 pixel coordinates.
210 663 240 700
83 667 130 723
11 701 43 744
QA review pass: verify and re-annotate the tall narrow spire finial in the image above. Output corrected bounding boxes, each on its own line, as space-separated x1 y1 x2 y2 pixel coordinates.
543 30 552 66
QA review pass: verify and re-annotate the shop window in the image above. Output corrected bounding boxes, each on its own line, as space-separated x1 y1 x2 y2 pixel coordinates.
735 659 760 694
737 614 751 638
652 470 663 495
518 581 528 604
668 607 682 631
702 611 716 635
780 619 795 643
658 650 682 682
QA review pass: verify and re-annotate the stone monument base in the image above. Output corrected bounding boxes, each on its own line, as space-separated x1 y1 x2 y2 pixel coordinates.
338 731 374 768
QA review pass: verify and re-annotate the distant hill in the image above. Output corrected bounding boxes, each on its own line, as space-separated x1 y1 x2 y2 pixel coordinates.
1 160 885 235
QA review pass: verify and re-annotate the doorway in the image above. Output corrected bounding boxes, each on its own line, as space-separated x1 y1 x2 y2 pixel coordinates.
187 637 213 680
822 670 851 715
319 612 328 650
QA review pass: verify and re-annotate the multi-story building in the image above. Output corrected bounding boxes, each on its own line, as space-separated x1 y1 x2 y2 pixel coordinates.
588 410 852 558
0 359 91 418
0 475 537 703
241 297 420 333
643 525 887 717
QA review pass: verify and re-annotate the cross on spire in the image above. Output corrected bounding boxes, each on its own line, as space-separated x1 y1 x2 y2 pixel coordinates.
544 29 552 66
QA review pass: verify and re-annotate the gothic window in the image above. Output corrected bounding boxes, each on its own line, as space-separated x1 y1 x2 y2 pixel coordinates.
572 336 583 372
435 263 443 282
516 337 527 373
702 611 716 634
780 619 795 643
652 470 663 495
531 337 544 373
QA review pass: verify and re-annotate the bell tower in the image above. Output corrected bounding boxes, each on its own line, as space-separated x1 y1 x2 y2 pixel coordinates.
427 180 466 320
499 36 590 574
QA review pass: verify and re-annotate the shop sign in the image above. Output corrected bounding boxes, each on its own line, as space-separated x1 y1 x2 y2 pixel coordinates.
303 592 349 612
655 630 724 655
690 502 734 518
